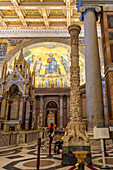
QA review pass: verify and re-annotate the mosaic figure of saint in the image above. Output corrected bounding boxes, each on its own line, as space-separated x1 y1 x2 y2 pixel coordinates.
46 53 57 74
64 79 67 87
61 56 70 74
57 79 61 88
33 57 42 76
45 79 49 88
55 79 57 87
38 79 41 88
27 55 35 67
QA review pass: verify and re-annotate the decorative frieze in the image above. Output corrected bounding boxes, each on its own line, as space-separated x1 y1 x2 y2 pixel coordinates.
0 29 85 38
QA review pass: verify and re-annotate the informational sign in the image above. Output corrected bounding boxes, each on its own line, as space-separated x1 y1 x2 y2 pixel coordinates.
109 126 113 131
93 127 110 139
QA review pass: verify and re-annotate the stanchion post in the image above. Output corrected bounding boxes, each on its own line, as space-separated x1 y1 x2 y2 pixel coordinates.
78 163 84 170
37 138 41 170
73 151 88 170
103 139 109 156
49 136 51 155
47 135 53 158
101 138 106 168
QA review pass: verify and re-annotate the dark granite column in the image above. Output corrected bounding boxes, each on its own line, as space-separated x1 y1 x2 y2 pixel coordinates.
21 97 27 130
29 101 34 130
82 6 104 130
7 100 12 120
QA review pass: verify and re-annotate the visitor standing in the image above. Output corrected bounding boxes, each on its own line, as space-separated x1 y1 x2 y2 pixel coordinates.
48 123 55 143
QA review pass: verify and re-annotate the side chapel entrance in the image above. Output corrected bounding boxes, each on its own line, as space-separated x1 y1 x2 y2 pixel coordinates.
45 101 58 127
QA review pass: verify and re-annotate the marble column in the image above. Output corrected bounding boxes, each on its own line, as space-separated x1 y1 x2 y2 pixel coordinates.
7 100 12 120
83 7 104 130
29 101 34 130
39 95 44 127
60 95 63 129
67 95 70 123
21 97 27 130
62 24 90 166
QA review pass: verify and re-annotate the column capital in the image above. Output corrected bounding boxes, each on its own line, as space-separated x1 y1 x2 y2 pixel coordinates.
80 6 101 13
68 24 81 37
80 6 101 21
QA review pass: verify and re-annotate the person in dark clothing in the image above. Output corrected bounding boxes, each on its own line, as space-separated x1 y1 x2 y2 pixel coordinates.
54 137 63 154
48 122 55 143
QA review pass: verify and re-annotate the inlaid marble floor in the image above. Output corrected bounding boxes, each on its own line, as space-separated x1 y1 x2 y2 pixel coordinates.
0 139 113 170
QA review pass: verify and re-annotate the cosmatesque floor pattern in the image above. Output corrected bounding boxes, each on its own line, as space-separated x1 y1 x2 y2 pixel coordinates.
0 139 113 170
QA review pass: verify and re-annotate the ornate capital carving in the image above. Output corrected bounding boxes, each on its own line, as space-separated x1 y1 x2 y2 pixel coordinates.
68 24 81 38
80 6 101 13
80 6 101 21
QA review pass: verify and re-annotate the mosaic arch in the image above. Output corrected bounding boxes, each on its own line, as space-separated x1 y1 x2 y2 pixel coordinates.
7 42 85 88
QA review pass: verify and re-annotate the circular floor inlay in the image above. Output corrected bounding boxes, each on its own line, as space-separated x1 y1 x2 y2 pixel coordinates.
23 160 55 167
99 158 113 165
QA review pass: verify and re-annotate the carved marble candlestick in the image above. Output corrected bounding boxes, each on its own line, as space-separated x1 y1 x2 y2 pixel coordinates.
62 24 91 166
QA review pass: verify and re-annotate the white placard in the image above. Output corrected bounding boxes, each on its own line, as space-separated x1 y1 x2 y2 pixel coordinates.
93 127 110 139
109 126 113 131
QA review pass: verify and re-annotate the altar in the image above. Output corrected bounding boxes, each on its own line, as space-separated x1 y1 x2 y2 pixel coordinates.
47 111 55 126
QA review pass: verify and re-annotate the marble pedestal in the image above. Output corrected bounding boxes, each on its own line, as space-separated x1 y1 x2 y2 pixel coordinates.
62 145 92 166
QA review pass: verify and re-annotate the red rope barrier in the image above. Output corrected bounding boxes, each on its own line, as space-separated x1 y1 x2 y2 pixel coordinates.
105 141 113 152
68 165 76 170
42 143 75 156
40 145 48 152
92 144 113 155
42 141 100 170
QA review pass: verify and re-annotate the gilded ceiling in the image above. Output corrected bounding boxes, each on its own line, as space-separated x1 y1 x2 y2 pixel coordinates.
0 0 82 29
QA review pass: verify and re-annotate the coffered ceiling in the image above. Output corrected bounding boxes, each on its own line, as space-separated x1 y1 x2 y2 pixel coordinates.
0 0 82 29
